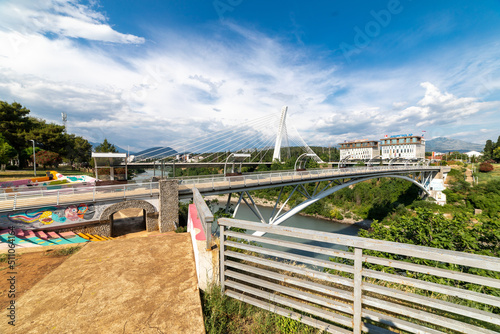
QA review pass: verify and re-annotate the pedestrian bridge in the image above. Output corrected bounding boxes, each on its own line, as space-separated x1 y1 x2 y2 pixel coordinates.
0 165 443 234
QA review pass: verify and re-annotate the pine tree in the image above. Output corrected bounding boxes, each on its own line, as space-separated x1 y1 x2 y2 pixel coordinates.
484 140 494 160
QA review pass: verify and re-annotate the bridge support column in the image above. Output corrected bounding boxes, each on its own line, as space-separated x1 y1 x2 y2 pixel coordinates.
159 179 179 232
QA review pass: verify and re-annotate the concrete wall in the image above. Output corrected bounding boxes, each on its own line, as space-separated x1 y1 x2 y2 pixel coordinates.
187 204 216 291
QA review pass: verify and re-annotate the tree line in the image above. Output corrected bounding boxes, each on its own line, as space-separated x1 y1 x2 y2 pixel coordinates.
0 101 118 170
482 135 500 162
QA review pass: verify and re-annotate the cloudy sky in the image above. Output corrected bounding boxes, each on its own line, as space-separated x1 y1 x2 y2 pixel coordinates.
1 0 499 151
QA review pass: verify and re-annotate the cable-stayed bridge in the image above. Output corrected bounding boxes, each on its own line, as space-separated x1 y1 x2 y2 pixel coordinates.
129 106 324 166
0 106 447 233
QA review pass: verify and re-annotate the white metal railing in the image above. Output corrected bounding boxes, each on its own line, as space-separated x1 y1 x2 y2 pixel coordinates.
219 218 500 334
0 182 159 212
178 165 439 189
0 166 439 212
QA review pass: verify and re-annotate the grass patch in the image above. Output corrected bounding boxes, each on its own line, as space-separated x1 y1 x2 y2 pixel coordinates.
0 253 8 263
175 226 187 233
44 246 82 257
201 284 322 334
476 163 500 184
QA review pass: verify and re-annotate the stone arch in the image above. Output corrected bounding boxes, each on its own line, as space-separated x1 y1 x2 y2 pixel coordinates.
100 200 158 235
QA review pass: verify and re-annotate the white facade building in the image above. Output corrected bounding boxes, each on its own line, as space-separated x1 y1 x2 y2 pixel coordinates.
339 140 379 160
380 135 425 160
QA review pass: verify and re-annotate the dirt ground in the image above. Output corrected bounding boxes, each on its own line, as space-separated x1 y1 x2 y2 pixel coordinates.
0 248 81 309
0 232 204 334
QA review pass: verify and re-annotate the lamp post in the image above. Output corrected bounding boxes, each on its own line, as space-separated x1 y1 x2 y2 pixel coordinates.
30 140 36 176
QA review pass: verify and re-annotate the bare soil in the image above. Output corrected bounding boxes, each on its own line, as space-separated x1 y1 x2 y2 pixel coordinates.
0 249 79 309
0 233 204 333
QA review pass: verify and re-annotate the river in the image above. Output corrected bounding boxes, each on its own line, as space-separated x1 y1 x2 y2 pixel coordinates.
134 169 361 262
214 202 361 263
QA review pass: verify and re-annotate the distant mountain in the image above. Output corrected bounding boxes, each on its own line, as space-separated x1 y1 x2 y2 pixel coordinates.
89 142 132 154
133 147 177 159
425 137 484 153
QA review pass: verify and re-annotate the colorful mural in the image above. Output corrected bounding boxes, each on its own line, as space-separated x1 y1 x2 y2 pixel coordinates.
3 203 97 228
0 171 96 192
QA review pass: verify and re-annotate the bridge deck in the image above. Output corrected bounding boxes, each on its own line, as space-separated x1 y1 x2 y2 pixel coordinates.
0 233 205 334
0 166 440 212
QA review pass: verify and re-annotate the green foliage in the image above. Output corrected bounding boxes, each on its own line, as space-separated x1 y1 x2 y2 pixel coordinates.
45 246 82 257
175 226 187 233
329 208 344 220
95 138 118 153
0 134 17 165
201 284 320 334
484 139 494 160
0 101 31 156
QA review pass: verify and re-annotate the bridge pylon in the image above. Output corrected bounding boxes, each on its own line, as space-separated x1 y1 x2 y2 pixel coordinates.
272 106 288 162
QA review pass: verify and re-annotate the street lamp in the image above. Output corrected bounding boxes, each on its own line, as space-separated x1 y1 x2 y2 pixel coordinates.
30 140 36 176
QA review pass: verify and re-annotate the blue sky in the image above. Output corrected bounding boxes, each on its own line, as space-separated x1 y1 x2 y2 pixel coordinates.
0 0 499 151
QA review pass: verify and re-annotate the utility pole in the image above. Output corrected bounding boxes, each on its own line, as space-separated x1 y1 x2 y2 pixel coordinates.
30 140 36 176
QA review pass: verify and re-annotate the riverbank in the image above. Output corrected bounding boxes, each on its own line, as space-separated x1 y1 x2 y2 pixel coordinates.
205 193 372 229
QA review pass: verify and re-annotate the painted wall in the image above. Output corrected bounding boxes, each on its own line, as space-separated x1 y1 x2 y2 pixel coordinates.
0 203 106 230
0 197 160 230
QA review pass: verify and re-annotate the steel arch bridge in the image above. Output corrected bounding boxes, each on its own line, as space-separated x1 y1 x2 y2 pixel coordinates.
209 167 440 234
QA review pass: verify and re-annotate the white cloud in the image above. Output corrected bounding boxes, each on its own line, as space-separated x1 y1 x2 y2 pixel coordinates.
0 0 144 44
0 1 499 150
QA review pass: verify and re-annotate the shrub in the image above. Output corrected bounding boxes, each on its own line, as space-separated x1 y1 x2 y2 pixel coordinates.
479 162 494 173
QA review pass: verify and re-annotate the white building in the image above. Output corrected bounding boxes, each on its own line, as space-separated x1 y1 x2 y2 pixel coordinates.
339 139 379 160
464 151 483 158
380 134 425 160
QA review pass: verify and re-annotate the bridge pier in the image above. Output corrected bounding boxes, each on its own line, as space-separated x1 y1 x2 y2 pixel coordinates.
159 179 179 232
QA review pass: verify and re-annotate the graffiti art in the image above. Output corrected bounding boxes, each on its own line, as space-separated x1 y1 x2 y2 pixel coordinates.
7 203 96 225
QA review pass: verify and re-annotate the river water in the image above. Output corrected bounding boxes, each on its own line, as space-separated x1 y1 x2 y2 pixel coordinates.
134 169 361 262
215 201 361 263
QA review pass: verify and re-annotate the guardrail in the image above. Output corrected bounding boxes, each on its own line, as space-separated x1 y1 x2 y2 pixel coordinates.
219 218 500 334
192 187 214 250
0 166 440 212
0 182 159 212
178 166 440 189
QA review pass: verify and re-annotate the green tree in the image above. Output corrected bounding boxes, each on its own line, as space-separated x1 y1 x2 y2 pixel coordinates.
483 139 494 160
0 101 31 161
0 134 17 168
493 147 500 163
66 135 92 166
95 139 118 153
27 118 69 157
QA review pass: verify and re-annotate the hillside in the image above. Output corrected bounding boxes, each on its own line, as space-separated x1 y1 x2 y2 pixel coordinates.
425 137 483 153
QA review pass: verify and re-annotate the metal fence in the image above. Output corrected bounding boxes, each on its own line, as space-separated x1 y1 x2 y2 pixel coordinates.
219 218 500 334
178 166 440 192
0 182 159 212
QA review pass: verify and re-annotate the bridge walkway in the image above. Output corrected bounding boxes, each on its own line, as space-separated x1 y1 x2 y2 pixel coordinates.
0 233 205 334
0 166 440 212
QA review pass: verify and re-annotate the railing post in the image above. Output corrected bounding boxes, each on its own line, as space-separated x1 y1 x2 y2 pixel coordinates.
220 224 225 292
57 190 60 205
124 185 126 198
257 174 260 185
353 248 363 334
93 186 96 202
150 182 153 196
13 193 17 210
212 175 214 190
